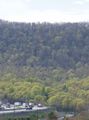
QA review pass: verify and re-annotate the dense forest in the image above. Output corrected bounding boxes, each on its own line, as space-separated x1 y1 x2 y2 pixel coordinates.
0 20 89 79
0 77 89 112
0 20 89 112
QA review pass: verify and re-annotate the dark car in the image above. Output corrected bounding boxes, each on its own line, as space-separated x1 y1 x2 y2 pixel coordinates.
25 103 33 110
26 105 33 110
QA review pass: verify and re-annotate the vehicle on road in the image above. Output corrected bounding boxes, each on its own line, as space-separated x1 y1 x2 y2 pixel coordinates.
37 103 43 107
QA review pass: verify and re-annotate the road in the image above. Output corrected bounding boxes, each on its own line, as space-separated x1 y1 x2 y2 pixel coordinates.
0 106 48 115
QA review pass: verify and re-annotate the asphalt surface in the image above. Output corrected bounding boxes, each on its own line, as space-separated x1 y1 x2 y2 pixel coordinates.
0 106 48 115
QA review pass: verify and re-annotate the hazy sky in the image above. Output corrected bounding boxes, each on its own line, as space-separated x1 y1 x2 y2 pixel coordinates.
0 0 89 23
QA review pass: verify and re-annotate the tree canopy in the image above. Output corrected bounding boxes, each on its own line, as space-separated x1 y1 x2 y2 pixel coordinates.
0 20 89 112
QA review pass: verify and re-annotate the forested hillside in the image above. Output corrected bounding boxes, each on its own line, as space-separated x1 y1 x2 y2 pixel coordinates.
0 20 89 79
0 20 89 112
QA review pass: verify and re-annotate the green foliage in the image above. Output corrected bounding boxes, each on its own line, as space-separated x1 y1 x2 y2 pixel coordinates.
0 77 89 112
47 112 57 120
0 20 89 113
0 21 89 80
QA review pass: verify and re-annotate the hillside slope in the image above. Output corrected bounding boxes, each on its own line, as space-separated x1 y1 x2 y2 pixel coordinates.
0 20 89 79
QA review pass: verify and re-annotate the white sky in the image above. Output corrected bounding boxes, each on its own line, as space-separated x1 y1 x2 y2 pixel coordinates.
0 0 89 23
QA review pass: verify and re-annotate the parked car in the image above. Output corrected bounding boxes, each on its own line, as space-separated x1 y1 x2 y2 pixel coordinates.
29 102 34 107
37 103 43 107
26 105 33 110
23 102 33 110
26 104 33 110
14 102 21 106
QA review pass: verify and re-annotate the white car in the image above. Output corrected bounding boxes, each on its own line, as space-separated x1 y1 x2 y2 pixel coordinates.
14 102 21 106
37 103 43 107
